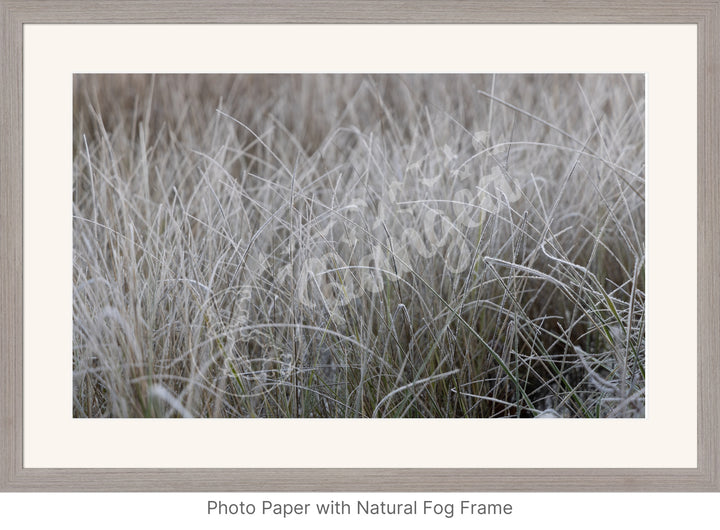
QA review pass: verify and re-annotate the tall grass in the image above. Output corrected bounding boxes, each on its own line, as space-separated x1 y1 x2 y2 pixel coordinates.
73 74 645 418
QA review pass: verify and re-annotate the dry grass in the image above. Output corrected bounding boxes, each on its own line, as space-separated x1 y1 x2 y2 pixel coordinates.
73 74 645 418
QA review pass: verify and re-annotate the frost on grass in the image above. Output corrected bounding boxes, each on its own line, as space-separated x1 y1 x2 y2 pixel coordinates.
73 74 645 418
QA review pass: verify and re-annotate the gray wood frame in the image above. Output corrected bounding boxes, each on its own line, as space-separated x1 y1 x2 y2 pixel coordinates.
1 0 717 491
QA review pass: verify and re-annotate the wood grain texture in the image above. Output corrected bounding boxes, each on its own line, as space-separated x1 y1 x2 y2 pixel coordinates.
697 0 720 491
1 0 718 491
0 0 23 492
0 0 716 23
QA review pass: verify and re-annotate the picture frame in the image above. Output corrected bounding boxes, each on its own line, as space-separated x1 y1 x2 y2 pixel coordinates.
1 0 717 491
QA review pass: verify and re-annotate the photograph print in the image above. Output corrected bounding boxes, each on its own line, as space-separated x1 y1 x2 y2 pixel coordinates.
72 73 645 418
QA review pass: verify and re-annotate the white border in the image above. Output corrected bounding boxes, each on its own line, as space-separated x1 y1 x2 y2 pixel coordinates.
23 24 697 468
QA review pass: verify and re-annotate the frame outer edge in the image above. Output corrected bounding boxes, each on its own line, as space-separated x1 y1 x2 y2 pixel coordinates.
0 0 714 24
0 0 23 491
699 0 720 491
1 0 719 492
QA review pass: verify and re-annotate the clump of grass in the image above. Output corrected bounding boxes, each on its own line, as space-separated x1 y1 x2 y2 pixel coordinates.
73 74 645 418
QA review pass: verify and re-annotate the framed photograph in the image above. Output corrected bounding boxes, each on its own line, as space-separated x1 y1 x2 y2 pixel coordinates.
1 1 718 491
